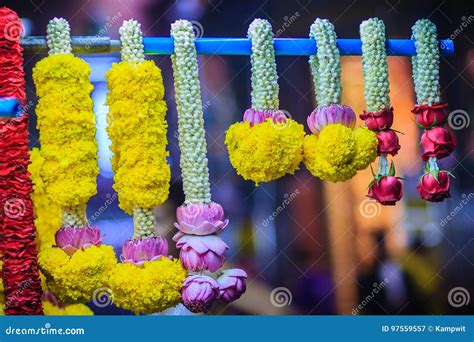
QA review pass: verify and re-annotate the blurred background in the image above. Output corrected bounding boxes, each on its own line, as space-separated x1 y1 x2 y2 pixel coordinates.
3 0 473 315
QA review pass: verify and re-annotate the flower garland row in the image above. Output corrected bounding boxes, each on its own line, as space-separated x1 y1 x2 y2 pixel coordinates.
0 7 43 315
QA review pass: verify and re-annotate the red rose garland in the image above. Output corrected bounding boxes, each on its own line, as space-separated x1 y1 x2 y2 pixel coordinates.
0 7 43 315
412 19 455 202
360 19 403 205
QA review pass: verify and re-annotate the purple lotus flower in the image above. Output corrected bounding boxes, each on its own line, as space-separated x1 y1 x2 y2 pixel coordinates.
181 275 219 313
175 202 229 236
174 234 228 272
55 226 102 256
243 108 287 126
120 236 169 266
307 104 356 134
217 268 247 303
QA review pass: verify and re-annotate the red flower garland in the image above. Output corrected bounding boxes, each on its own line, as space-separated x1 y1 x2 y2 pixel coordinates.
0 7 43 315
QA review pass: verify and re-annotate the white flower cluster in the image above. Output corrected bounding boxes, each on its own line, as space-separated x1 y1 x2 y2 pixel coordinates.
133 207 156 238
247 19 279 111
412 19 441 106
171 20 211 205
309 18 341 107
46 17 72 55
360 18 390 112
62 205 86 227
119 19 145 64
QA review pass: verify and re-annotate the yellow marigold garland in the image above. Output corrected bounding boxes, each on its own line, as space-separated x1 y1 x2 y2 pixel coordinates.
34 18 116 305
303 125 377 183
32 54 98 208
108 258 186 315
225 119 305 184
106 59 170 214
105 19 182 315
225 19 304 185
39 245 116 304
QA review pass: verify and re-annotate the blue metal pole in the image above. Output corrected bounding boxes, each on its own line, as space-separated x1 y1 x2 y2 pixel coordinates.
0 97 21 118
143 37 454 56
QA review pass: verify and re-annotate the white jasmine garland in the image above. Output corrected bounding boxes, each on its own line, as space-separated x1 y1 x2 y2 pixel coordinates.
171 20 211 204
46 17 72 55
248 19 279 111
119 19 145 64
309 18 341 107
133 208 156 238
360 18 390 112
411 19 441 106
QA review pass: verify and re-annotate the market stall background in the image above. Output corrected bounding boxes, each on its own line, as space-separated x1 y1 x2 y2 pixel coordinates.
2 0 473 315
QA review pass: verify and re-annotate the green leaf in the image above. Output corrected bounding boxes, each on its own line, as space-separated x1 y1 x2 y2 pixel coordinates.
388 161 396 176
431 169 439 182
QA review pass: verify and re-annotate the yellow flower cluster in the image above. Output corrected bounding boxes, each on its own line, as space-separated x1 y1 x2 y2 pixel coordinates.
32 54 98 208
303 124 378 182
43 301 93 316
225 119 305 185
106 60 170 214
108 258 186 314
39 245 117 304
29 148 61 251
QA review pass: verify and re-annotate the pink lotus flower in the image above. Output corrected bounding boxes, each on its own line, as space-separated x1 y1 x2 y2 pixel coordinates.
55 226 102 256
174 234 228 272
217 268 247 303
307 104 356 134
360 107 394 131
120 236 168 266
181 275 219 313
243 108 287 126
175 202 229 235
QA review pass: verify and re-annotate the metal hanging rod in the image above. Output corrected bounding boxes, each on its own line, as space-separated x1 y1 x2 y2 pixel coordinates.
21 36 454 56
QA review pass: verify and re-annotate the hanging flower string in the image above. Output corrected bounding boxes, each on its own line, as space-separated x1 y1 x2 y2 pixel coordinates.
303 18 378 183
412 19 455 202
105 19 185 314
171 20 247 313
0 7 43 315
34 18 116 304
225 18 305 185
360 18 403 205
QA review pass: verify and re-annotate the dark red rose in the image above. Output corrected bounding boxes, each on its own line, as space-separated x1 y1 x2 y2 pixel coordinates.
412 103 448 128
417 171 451 202
360 107 394 131
376 130 400 156
368 176 403 206
421 127 456 161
